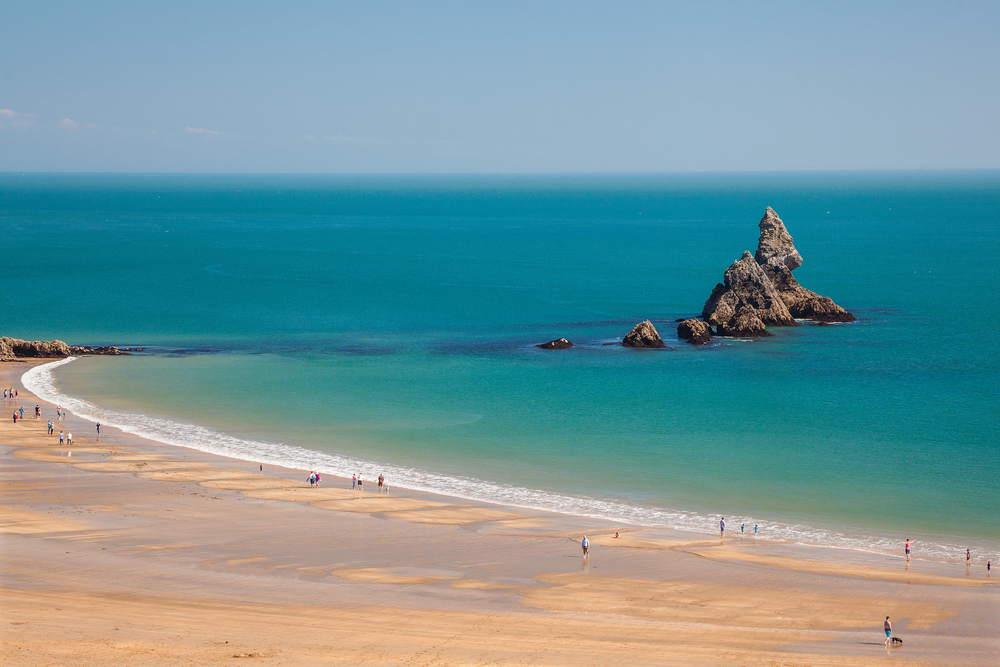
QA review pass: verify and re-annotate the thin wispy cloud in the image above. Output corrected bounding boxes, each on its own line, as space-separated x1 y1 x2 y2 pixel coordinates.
0 109 38 128
308 134 384 145
184 126 223 135
58 118 79 129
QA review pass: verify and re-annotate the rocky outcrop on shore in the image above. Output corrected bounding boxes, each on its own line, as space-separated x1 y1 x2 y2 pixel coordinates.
676 319 713 345
622 321 667 348
1 338 71 359
754 207 855 322
0 337 136 361
536 338 573 349
702 251 795 336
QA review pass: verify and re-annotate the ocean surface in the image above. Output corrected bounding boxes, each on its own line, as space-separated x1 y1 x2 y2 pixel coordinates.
4 172 999 563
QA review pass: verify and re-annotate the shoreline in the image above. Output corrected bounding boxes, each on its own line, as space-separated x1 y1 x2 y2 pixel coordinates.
16 357 999 566
3 359 998 665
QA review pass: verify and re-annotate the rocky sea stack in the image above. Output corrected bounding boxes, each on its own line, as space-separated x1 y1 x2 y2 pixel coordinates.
702 208 855 337
1 337 135 361
754 207 855 322
622 321 667 348
535 338 573 350
676 319 713 345
702 251 793 336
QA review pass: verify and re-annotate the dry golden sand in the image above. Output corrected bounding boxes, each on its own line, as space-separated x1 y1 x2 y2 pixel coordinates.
2 368 997 666
311 496 447 513
333 567 457 585
383 505 524 524
136 468 264 482
522 573 954 629
5 586 945 667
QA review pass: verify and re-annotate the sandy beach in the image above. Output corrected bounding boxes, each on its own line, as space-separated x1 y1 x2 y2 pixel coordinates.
2 360 997 666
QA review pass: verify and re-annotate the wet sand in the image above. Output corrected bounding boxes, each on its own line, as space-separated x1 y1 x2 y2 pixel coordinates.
1 361 997 665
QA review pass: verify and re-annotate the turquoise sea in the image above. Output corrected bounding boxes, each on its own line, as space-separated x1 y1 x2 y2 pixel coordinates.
4 172 998 562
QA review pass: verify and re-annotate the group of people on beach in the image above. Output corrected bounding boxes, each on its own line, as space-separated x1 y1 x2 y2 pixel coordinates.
719 517 759 538
3 388 18 402
350 473 388 494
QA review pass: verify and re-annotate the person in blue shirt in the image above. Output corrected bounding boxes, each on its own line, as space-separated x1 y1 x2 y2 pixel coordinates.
581 536 590 556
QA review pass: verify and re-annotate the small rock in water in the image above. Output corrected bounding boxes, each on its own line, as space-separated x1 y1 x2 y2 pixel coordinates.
622 321 667 348
535 338 573 350
677 319 713 345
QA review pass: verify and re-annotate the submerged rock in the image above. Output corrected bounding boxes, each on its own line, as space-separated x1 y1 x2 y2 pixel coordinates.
68 345 128 355
754 207 855 322
536 338 573 350
677 319 713 345
622 321 667 348
702 251 796 336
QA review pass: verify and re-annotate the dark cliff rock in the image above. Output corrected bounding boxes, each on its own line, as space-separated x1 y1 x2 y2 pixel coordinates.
536 338 573 350
677 319 713 345
1 337 132 360
754 207 855 322
702 251 796 336
1 337 71 360
622 321 667 348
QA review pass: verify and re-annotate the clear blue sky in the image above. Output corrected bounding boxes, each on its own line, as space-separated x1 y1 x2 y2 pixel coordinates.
2 1 997 172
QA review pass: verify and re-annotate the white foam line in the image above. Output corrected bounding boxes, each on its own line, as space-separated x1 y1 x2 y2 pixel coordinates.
21 358 990 565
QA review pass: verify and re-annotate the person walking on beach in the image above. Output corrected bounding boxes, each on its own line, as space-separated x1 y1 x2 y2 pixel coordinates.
378 473 384 493
905 539 911 561
67 432 72 446
12 411 16 424
259 464 263 475
581 535 590 557
741 523 745 536
47 420 53 435
308 472 316 487
352 474 356 489
315 472 321 487
96 422 101 437
19 406 24 419
720 518 725 537
754 525 758 535
59 431 64 445
967 549 971 567
884 617 892 648
358 476 363 491
35 405 41 419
